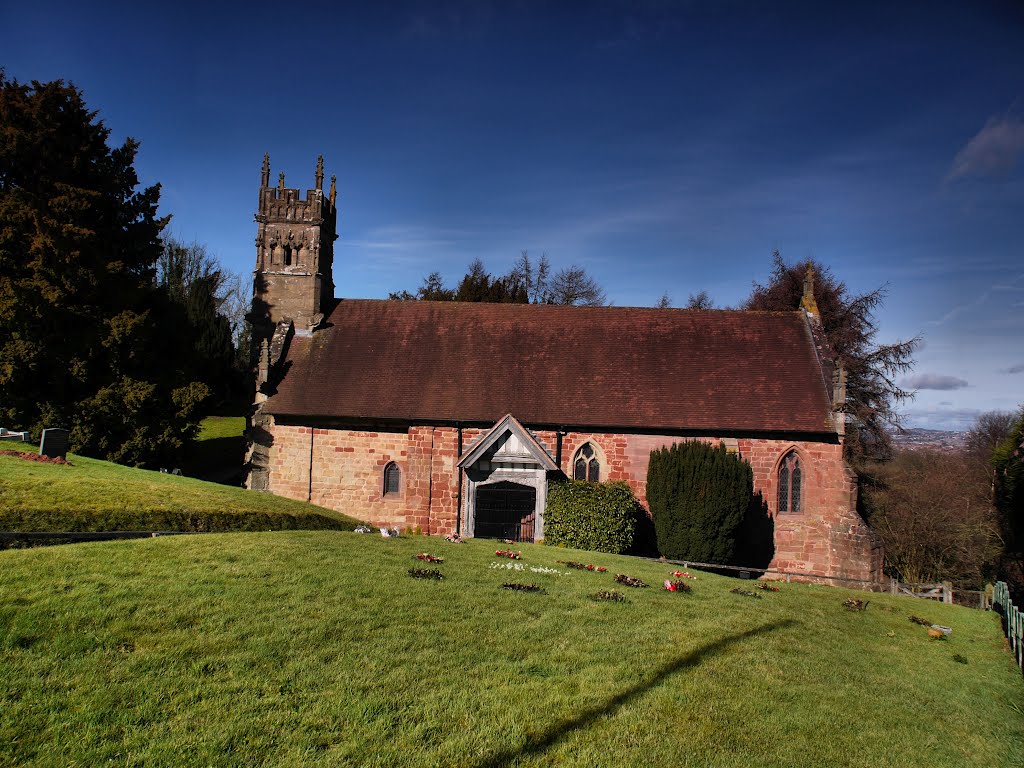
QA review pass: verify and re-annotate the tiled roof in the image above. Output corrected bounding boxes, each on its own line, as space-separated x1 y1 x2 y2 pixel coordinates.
263 300 836 434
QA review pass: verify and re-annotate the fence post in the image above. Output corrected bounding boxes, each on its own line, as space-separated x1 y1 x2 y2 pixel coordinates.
943 581 953 604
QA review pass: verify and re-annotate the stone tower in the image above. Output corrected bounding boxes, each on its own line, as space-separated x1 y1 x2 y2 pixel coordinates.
251 154 337 338
247 155 337 490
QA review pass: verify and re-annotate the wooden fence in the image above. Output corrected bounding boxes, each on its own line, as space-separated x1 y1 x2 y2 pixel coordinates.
993 581 1023 672
652 557 993 607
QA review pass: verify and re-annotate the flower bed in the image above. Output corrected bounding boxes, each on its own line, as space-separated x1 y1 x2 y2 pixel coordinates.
614 574 648 588
558 560 607 572
501 582 545 593
408 568 444 580
663 579 692 593
730 587 761 599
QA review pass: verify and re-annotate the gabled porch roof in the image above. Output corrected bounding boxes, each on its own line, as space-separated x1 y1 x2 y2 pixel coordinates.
457 414 559 471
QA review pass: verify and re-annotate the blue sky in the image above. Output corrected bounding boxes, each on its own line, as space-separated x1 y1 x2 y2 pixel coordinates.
5 0 1022 430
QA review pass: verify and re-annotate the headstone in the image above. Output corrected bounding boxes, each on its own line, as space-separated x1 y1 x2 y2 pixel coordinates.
39 428 70 460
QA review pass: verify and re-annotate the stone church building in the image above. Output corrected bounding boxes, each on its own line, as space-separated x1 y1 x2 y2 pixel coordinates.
247 157 882 582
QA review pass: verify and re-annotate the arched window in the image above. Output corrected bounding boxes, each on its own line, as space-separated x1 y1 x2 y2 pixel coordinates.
383 462 401 496
777 451 801 513
572 443 601 482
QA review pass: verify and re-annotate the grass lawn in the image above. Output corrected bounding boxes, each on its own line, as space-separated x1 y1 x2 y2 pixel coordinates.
1 532 1021 767
0 446 357 533
196 416 246 441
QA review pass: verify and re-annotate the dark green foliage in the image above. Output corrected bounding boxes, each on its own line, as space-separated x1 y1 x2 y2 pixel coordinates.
156 238 244 409
994 409 1024 582
647 441 753 564
543 480 638 554
0 505 353 536
0 76 209 467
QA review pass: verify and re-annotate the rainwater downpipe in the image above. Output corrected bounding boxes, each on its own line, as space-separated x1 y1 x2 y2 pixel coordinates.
307 427 315 502
427 427 435 534
456 423 463 536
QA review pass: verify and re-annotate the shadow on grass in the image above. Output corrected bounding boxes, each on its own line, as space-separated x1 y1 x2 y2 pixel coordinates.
184 435 246 484
473 618 798 768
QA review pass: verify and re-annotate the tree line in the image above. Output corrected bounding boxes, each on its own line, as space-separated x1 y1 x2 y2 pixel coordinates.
860 409 1024 594
389 251 607 306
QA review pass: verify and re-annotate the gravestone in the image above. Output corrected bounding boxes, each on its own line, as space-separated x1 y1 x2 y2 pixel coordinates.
39 428 70 460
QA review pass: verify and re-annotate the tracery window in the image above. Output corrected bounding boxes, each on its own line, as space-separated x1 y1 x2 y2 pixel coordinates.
777 451 802 513
572 443 601 482
383 462 401 496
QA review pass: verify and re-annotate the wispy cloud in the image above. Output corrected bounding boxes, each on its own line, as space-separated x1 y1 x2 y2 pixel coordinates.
948 112 1024 181
345 225 468 253
902 373 969 391
928 271 1024 326
902 406 981 431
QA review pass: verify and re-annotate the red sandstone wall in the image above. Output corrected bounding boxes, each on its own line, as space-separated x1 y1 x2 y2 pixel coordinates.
560 432 881 582
262 420 881 582
264 421 460 536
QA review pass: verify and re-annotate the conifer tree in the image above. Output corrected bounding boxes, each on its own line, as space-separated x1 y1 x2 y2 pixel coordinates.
744 252 918 463
647 441 753 563
0 75 208 466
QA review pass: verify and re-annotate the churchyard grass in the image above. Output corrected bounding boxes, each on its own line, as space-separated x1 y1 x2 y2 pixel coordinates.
0 446 356 533
196 415 246 441
1 532 1021 767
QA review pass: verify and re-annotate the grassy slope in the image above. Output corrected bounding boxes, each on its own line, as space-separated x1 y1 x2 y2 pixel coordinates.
182 416 247 484
0 446 357 532
1 533 1021 768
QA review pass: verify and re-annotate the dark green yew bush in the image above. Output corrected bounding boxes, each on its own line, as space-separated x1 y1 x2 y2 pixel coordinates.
647 441 753 564
543 480 638 554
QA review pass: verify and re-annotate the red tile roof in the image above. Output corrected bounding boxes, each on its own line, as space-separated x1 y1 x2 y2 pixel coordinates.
263 300 836 434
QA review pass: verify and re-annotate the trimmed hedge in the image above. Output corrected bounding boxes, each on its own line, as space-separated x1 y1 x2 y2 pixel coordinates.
0 507 354 535
543 480 638 554
647 441 753 564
